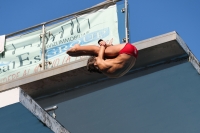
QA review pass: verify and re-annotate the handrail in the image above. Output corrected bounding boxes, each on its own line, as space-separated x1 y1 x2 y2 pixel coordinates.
6 0 121 38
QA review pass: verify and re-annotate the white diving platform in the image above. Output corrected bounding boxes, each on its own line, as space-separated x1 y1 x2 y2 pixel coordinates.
0 31 199 99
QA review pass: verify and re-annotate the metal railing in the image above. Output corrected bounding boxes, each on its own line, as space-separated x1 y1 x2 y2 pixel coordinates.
0 0 128 87
6 0 121 38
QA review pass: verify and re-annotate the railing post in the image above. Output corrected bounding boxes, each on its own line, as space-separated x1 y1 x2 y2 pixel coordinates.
125 0 129 43
41 25 46 70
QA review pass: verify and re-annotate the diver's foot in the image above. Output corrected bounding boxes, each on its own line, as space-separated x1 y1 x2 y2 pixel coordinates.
66 44 80 56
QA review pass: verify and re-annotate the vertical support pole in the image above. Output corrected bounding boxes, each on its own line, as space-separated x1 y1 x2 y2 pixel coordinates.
125 0 129 43
41 25 46 70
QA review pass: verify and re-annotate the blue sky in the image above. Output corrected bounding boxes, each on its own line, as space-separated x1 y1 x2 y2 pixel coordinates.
0 0 200 59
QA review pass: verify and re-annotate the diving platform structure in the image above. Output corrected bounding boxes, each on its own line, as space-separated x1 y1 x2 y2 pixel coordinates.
0 31 199 97
1 31 200 133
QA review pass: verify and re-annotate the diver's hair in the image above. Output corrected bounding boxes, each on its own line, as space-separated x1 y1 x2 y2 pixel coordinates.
98 39 103 44
87 56 102 74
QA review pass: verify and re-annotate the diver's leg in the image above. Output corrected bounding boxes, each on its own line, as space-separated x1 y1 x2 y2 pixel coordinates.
66 44 99 56
66 44 125 58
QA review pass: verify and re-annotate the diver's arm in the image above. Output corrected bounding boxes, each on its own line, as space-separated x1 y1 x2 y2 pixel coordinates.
96 46 112 70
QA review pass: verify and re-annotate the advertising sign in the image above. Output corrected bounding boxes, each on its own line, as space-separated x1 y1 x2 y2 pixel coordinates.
0 5 120 84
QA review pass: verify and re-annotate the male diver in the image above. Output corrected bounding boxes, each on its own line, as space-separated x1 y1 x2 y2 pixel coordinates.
66 39 138 78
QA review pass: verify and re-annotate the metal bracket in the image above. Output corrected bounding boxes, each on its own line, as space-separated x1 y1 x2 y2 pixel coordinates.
45 105 58 119
39 61 52 67
122 38 127 43
121 8 125 13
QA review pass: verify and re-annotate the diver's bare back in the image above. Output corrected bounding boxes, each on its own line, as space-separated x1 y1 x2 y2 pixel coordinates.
102 54 136 78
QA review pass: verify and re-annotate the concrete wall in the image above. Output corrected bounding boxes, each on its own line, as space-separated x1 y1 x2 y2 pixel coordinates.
0 103 53 133
37 59 200 133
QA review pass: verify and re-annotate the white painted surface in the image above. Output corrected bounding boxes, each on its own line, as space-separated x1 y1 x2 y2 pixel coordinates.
0 35 5 53
134 31 177 49
19 88 70 133
0 87 19 108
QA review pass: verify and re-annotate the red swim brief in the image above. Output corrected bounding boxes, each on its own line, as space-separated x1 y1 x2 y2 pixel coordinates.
119 43 138 58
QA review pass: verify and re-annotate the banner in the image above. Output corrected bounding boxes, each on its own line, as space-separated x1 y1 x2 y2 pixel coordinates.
0 5 120 84
0 35 5 53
